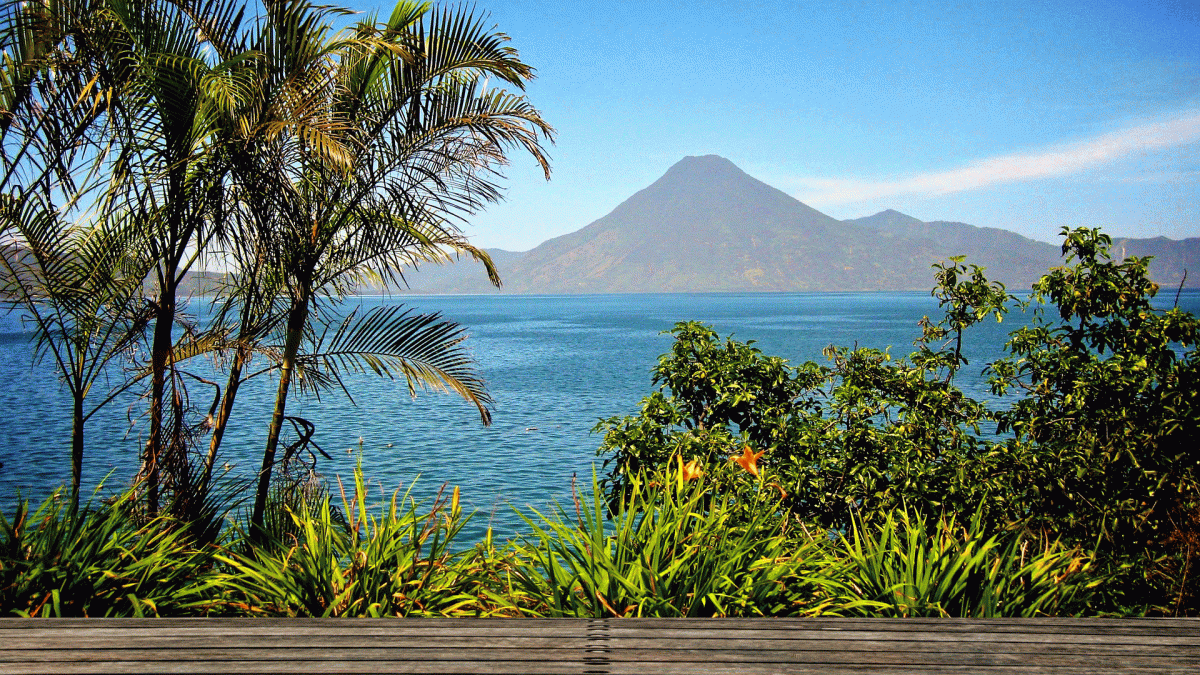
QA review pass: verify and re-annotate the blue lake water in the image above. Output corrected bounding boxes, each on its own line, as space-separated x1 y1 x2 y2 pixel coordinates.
3 290 1198 543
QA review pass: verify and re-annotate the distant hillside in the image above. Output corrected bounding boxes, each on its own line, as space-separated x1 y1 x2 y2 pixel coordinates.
368 249 525 295
844 210 1064 290
1109 236 1200 291
498 155 937 292
846 209 1200 292
175 270 229 297
1 247 229 299
394 155 1199 293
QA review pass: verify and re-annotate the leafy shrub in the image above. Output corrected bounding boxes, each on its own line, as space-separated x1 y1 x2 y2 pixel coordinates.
597 258 1011 531
595 321 821 512
597 227 1200 613
987 227 1200 612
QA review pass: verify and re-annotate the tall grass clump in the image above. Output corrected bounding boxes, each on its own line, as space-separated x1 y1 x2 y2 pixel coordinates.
213 467 494 617
508 465 829 617
0 469 1116 618
820 509 1100 617
0 490 216 617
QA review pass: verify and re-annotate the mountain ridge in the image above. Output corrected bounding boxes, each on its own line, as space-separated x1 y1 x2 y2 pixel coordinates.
393 156 1199 294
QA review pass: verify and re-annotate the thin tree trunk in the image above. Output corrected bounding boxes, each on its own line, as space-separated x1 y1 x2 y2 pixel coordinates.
144 283 176 518
70 394 83 515
199 346 244 496
250 294 309 539
202 267 267 493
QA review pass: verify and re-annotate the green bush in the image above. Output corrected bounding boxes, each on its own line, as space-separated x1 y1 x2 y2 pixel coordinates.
597 255 1013 532
988 228 1200 611
597 227 1200 614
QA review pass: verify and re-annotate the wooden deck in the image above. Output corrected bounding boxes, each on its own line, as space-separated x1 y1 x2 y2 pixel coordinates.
1 617 1197 674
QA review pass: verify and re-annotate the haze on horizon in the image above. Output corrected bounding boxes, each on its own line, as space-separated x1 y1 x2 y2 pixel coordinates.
345 0 1200 251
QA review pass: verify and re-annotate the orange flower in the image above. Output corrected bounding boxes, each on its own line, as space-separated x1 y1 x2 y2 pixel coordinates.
732 445 765 477
680 456 705 482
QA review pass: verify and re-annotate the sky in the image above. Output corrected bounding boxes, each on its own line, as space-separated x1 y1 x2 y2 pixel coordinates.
350 0 1200 251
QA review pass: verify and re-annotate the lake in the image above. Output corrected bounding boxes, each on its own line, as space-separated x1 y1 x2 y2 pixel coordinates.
3 290 1197 543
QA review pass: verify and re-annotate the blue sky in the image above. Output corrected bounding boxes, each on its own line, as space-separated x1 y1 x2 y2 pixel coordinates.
352 0 1200 251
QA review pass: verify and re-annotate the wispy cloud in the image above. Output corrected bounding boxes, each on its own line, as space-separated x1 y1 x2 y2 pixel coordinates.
793 111 1200 207
1113 169 1200 184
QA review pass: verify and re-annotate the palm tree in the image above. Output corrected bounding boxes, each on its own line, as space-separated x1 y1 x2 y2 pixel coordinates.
184 0 353 500
0 204 152 512
231 0 554 536
3 0 257 515
97 0 251 515
1 0 156 511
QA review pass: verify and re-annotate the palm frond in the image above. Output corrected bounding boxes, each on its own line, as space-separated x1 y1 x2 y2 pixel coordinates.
0 190 153 403
294 304 492 424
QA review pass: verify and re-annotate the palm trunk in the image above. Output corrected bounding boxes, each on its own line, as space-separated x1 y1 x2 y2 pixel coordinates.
70 394 83 515
202 273 266 493
250 294 310 539
199 346 244 496
144 284 176 517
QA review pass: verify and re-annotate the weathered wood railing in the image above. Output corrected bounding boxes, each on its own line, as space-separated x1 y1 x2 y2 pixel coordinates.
2 617 1197 674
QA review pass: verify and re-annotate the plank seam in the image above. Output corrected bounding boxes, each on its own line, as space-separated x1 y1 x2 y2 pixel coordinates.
583 617 611 674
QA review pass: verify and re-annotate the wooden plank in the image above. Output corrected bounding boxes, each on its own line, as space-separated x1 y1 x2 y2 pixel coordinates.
0 660 595 675
3 662 1188 675
1 646 1196 668
597 648 1200 667
597 666 1197 675
5 624 1196 644
613 620 1200 635
617 618 1187 630
0 618 1196 675
0 635 598 650
0 625 590 640
5 616 1197 630
3 634 1195 655
0 648 589 663
600 628 1200 645
604 620 1200 636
